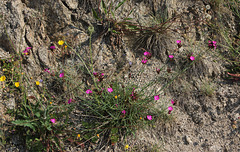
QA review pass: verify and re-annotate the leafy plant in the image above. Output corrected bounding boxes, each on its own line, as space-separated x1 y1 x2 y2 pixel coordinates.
11 89 76 151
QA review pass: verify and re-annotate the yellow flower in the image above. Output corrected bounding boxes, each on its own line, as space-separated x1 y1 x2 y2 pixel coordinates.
58 40 64 45
125 144 129 149
0 76 6 81
77 134 80 139
15 82 20 87
49 101 52 104
118 94 120 97
65 45 67 49
115 95 118 99
140 117 142 120
36 81 40 85
97 134 99 138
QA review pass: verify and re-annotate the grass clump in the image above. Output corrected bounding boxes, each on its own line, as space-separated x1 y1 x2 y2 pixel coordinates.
200 81 216 97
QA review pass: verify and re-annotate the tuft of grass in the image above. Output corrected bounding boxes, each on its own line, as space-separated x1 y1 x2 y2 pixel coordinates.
200 81 216 97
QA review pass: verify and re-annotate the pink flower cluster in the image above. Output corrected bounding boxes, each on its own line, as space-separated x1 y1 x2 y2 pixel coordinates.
93 72 104 82
141 57 147 64
141 51 152 64
208 41 217 49
168 99 176 114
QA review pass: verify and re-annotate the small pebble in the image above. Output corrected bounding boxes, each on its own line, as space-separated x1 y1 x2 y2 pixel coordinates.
185 135 193 144
206 5 211 10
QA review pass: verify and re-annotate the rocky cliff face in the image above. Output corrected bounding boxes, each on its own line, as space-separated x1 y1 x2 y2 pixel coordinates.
0 0 239 151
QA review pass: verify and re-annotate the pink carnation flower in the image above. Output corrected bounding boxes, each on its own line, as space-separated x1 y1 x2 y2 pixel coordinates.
68 98 72 104
190 56 195 61
50 46 56 50
147 115 152 120
168 106 173 114
50 118 56 123
154 95 159 101
169 55 174 59
176 40 181 44
107 88 113 93
59 72 64 78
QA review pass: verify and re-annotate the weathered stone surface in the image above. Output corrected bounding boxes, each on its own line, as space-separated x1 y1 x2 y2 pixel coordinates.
0 0 239 151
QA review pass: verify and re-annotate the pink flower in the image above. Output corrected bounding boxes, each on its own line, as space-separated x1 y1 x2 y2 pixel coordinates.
68 98 72 104
44 68 50 73
154 95 159 101
115 104 118 107
171 99 175 105
176 40 181 44
101 73 104 76
50 46 55 49
168 106 173 111
50 118 56 123
93 72 98 76
176 40 182 48
147 115 152 120
59 72 64 78
190 56 195 61
23 47 31 55
144 52 150 56
141 57 147 64
144 52 152 59
107 88 113 93
168 106 173 114
122 110 126 115
86 89 92 94
169 55 174 59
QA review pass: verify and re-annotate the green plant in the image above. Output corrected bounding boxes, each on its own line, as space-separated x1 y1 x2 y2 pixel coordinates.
207 0 240 75
11 77 76 151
